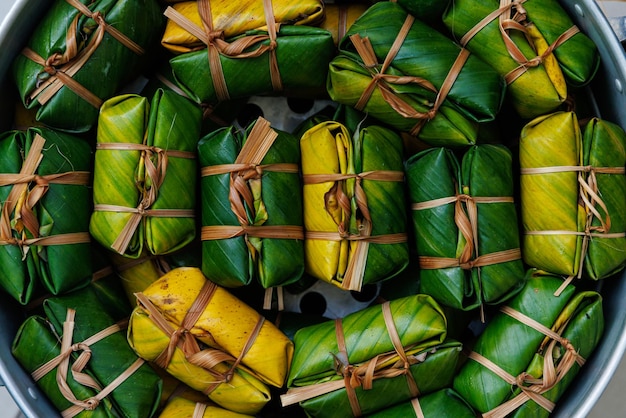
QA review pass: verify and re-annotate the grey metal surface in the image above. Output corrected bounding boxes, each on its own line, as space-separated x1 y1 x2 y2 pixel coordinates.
0 0 625 417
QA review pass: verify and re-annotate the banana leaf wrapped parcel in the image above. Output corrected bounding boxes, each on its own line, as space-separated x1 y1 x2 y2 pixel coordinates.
442 0 599 118
198 117 304 294
169 9 336 106
134 267 294 389
520 111 626 285
158 392 255 418
161 0 325 54
0 128 92 305
365 388 477 418
327 1 506 147
13 286 162 418
90 89 202 258
453 270 604 418
405 145 525 313
281 294 452 417
300 120 409 291
12 0 164 133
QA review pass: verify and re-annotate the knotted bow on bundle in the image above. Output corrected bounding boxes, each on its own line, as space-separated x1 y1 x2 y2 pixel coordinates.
30 309 144 418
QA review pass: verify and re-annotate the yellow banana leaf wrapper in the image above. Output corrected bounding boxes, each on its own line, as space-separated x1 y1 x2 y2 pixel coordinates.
161 0 325 54
90 89 202 258
520 111 626 282
198 117 304 290
282 294 449 416
169 24 335 106
11 0 164 133
366 388 477 418
127 305 271 415
327 1 506 147
453 270 604 418
136 266 294 388
443 0 599 119
0 127 92 305
300 120 409 291
405 145 525 313
159 392 255 418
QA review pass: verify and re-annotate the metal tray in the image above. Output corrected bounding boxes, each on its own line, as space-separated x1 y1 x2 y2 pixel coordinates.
0 0 625 417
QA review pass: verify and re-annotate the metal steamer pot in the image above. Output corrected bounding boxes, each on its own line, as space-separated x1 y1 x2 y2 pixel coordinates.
0 0 625 417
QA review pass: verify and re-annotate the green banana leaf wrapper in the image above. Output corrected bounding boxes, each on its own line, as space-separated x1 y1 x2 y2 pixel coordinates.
11 0 164 133
328 2 506 147
285 340 462 418
453 270 604 417
198 117 304 289
127 306 272 415
12 315 118 418
370 0 449 23
365 388 477 418
90 89 202 258
0 127 92 305
42 286 163 418
161 0 325 54
170 25 336 106
284 295 448 414
300 120 409 291
405 145 525 311
520 111 626 280
442 0 599 119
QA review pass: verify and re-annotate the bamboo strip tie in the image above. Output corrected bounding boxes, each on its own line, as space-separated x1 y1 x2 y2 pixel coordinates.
349 13 471 136
31 309 144 418
0 134 91 253
22 0 144 108
93 142 196 255
458 0 580 85
280 301 423 410
467 305 586 418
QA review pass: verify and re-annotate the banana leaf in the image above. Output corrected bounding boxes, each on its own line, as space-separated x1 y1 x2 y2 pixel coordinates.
442 0 599 119
90 89 202 258
12 315 117 418
327 1 505 147
0 127 92 305
11 0 164 133
405 145 525 312
365 388 477 418
137 266 294 388
161 0 325 54
43 286 163 418
170 25 336 105
453 270 604 417
127 306 271 415
198 117 304 289
158 393 255 418
300 120 409 291
284 294 448 414
581 117 626 279
371 0 449 23
321 3 369 45
283 340 462 418
520 111 626 281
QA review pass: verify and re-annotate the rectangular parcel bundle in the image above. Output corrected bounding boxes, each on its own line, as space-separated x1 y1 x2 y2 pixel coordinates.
405 144 526 314
198 117 304 295
453 270 604 417
11 0 164 132
0 128 92 305
300 120 409 292
128 267 294 414
327 1 506 147
90 89 202 259
12 286 162 418
520 111 626 288
281 294 462 417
